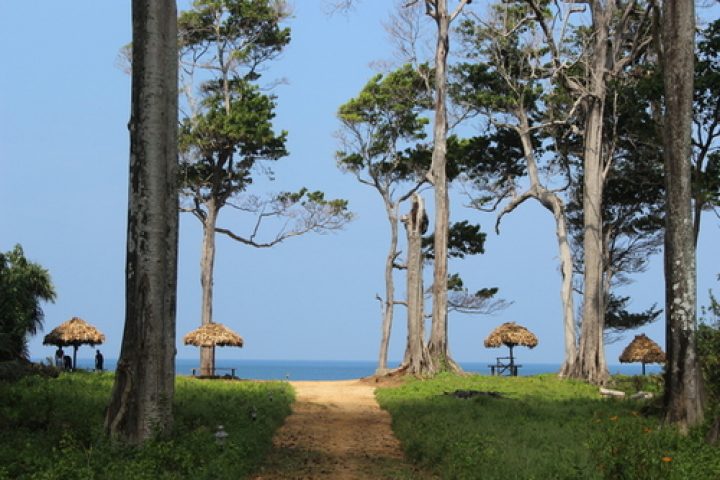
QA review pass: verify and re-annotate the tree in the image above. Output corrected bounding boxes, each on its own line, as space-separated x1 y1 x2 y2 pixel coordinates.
565 68 666 339
420 0 472 373
179 0 351 375
0 245 55 362
402 193 434 373
453 2 580 376
660 0 705 432
522 0 656 384
105 0 179 443
692 18 720 244
337 65 431 374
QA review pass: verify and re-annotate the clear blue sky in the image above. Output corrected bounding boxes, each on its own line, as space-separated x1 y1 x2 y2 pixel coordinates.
1 1 718 367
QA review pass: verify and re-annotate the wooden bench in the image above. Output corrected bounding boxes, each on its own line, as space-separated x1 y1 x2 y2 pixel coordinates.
191 367 237 378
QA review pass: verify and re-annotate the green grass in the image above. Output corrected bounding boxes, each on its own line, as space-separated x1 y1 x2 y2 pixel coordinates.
376 373 720 480
0 372 293 479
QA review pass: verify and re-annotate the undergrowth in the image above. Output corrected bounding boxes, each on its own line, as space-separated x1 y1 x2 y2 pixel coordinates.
376 373 720 480
0 372 293 479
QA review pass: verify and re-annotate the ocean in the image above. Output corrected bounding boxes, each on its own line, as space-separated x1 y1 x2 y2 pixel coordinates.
53 357 663 380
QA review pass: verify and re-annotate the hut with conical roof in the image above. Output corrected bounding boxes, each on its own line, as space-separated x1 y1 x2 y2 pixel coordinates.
183 323 243 376
43 317 105 370
619 334 665 375
484 322 538 376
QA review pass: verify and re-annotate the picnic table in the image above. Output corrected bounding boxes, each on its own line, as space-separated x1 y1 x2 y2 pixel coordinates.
191 367 237 378
488 356 521 376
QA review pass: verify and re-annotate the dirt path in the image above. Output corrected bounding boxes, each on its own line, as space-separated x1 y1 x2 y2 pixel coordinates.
253 379 428 480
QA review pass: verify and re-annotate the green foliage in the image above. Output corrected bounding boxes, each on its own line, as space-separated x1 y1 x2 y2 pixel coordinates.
0 373 293 479
605 295 662 333
178 0 290 214
0 245 55 361
377 373 720 480
178 0 290 76
422 220 486 260
699 286 720 404
336 64 432 183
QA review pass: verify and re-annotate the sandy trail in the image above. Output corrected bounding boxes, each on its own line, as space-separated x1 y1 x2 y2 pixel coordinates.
253 380 427 480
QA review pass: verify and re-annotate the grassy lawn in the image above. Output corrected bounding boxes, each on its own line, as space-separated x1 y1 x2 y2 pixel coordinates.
0 372 293 480
376 373 720 480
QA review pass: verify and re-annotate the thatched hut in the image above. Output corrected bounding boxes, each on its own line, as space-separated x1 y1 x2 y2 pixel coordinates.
43 317 105 370
619 334 665 375
484 322 538 374
183 323 243 376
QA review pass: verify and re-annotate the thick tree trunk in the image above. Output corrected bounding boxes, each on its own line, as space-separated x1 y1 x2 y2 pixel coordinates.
571 99 609 385
199 202 218 376
105 0 178 443
427 0 459 373
567 5 611 385
376 203 399 374
403 194 433 375
661 0 705 432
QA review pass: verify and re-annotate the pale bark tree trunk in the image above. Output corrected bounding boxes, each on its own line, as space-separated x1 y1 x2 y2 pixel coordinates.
567 4 611 385
403 194 433 374
199 200 218 376
555 198 576 376
105 0 178 443
515 114 577 376
377 200 399 374
427 0 461 373
661 0 705 432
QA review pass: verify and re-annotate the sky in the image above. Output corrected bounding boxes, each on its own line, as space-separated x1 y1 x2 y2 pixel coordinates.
1 1 718 368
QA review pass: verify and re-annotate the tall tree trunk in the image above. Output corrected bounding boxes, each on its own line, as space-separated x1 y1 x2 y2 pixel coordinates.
377 202 399 374
403 194 433 375
427 0 459 373
199 201 218 376
516 117 577 376
661 0 705 432
568 5 611 385
552 198 577 377
105 0 178 443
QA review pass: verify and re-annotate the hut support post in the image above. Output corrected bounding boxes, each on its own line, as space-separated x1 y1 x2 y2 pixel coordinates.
508 345 515 371
73 345 78 371
642 362 646 376
212 345 216 376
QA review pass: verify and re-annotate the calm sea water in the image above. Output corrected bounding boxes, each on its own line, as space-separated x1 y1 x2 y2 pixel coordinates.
57 358 662 380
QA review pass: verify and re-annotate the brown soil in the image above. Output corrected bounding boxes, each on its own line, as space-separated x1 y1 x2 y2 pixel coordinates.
252 379 432 480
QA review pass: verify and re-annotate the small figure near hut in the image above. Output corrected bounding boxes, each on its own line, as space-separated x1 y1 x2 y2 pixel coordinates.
95 349 104 371
63 355 72 371
54 347 64 368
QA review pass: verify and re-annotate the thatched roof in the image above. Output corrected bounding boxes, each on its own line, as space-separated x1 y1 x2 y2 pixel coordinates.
43 317 105 347
619 334 665 364
484 322 538 349
183 323 244 348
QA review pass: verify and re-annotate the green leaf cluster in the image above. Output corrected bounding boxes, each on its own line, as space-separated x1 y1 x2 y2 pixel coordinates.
179 0 290 78
337 64 432 181
0 245 55 362
178 0 290 211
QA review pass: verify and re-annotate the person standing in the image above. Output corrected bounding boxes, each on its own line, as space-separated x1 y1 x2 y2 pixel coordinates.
55 347 64 368
95 349 104 372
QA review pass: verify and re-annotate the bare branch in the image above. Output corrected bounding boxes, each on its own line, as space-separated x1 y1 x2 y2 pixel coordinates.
495 190 535 234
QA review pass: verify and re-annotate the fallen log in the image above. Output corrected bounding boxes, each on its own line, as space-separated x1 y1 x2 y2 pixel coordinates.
599 387 626 398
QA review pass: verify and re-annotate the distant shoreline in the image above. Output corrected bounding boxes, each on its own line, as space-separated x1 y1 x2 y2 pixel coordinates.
32 357 663 380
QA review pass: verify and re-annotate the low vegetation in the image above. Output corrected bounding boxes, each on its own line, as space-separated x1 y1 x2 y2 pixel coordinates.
0 372 292 479
377 373 720 480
